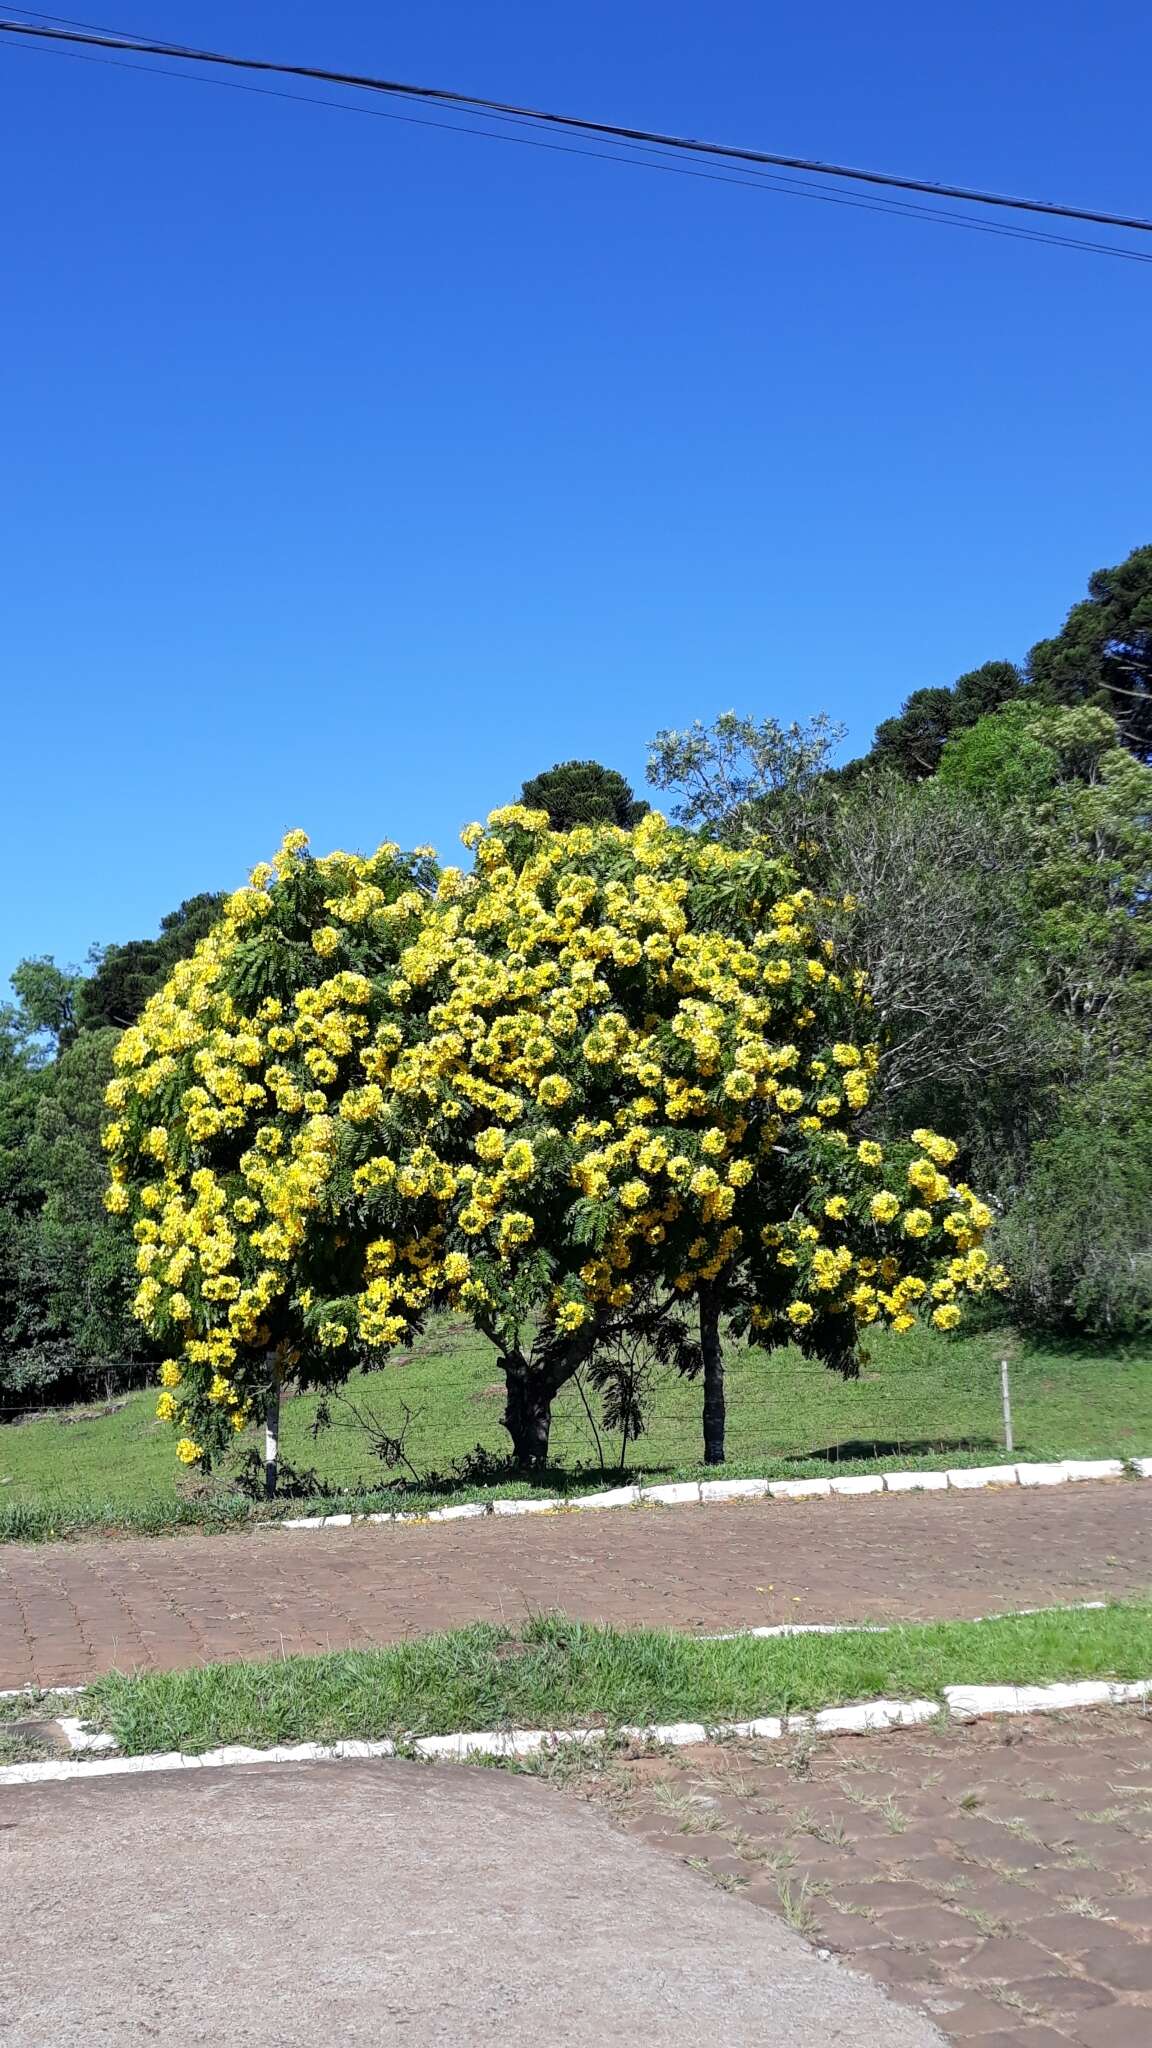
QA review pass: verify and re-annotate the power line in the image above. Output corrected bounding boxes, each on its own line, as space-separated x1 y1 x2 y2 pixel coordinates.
10 27 1152 269
3 15 1151 244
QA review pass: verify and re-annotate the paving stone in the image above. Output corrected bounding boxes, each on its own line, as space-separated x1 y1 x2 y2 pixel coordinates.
953 2034 1072 2048
925 1995 1048 2036
831 1878 943 1911
1108 1897 1152 1930
945 1880 1047 1919
1006 1975 1117 2012
848 1947 946 1989
1087 1947 1152 1992
803 1905 891 1952
1024 1867 1133 1903
1018 1911 1134 1955
1071 2005 1152 2048
879 1903 983 1945
672 1831 732 1859
953 1937 1053 1981
863 1831 953 1862
684 1851 751 1882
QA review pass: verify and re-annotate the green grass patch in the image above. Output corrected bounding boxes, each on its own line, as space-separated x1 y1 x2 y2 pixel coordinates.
88 1602 1152 1756
2 1319 1150 1542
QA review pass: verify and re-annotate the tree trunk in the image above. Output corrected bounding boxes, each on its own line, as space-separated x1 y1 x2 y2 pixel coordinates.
503 1366 555 1475
699 1289 726 1466
264 1369 282 1500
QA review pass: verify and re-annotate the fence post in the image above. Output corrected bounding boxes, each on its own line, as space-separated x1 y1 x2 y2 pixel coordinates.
1000 1357 1014 1459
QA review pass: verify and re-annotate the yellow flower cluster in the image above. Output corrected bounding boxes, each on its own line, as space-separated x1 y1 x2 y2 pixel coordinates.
102 832 436 1457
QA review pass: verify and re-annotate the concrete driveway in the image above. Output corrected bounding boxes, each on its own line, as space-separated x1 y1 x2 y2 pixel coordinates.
0 1756 945 2045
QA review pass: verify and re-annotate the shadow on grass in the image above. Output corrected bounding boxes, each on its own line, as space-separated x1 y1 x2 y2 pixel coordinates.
801 1435 1008 1463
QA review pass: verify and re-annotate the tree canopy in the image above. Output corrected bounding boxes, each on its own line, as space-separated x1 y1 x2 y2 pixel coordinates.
853 543 1152 780
80 893 225 1032
105 813 1003 1477
519 759 648 831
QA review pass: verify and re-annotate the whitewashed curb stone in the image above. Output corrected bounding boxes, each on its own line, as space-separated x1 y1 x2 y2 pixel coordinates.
802 1700 940 1735
58 1718 117 1754
945 1680 1140 1720
946 1467 1019 1490
621 1721 710 1748
274 1453 1150 1536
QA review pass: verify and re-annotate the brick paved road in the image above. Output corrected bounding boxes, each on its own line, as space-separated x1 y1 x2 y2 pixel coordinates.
602 1705 1152 2046
1 1480 1149 1687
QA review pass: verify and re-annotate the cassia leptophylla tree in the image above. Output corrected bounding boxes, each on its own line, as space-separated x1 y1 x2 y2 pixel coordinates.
102 831 437 1492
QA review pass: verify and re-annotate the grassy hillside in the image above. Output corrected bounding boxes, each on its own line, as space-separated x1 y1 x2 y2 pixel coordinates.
1 1318 1149 1539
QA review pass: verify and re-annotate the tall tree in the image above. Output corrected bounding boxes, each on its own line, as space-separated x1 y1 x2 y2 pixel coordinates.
79 893 225 1031
519 760 648 830
866 687 957 782
646 712 844 845
1026 544 1152 762
939 702 1152 1056
8 958 82 1056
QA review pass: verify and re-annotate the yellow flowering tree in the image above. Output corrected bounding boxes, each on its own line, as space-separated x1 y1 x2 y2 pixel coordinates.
305 806 1004 1469
102 831 438 1493
106 810 1005 1488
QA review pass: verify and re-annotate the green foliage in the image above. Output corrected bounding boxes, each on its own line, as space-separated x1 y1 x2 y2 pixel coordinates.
866 686 959 782
866 666 1025 783
645 711 844 846
78 893 225 1031
998 1067 1152 1337
0 1028 147 1401
1027 543 1152 761
7 957 81 1057
0 894 223 1405
518 759 648 830
858 544 1152 781
943 701 1152 1052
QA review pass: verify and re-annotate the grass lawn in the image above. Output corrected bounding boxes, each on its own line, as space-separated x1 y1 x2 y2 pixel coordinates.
1 1318 1150 1541
83 1603 1152 1756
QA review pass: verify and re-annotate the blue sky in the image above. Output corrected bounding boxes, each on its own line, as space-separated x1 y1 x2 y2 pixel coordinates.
2 0 1150 988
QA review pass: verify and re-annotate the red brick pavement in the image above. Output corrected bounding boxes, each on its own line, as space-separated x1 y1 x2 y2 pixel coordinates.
1 1480 1149 1687
599 1706 1152 2047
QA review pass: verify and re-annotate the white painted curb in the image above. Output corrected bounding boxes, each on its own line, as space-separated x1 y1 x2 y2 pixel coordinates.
945 1678 1152 1719
280 1457 1147 1530
5 1670 1150 1792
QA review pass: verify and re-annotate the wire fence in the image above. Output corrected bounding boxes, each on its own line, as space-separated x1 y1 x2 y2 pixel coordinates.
1 1335 1145 1504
